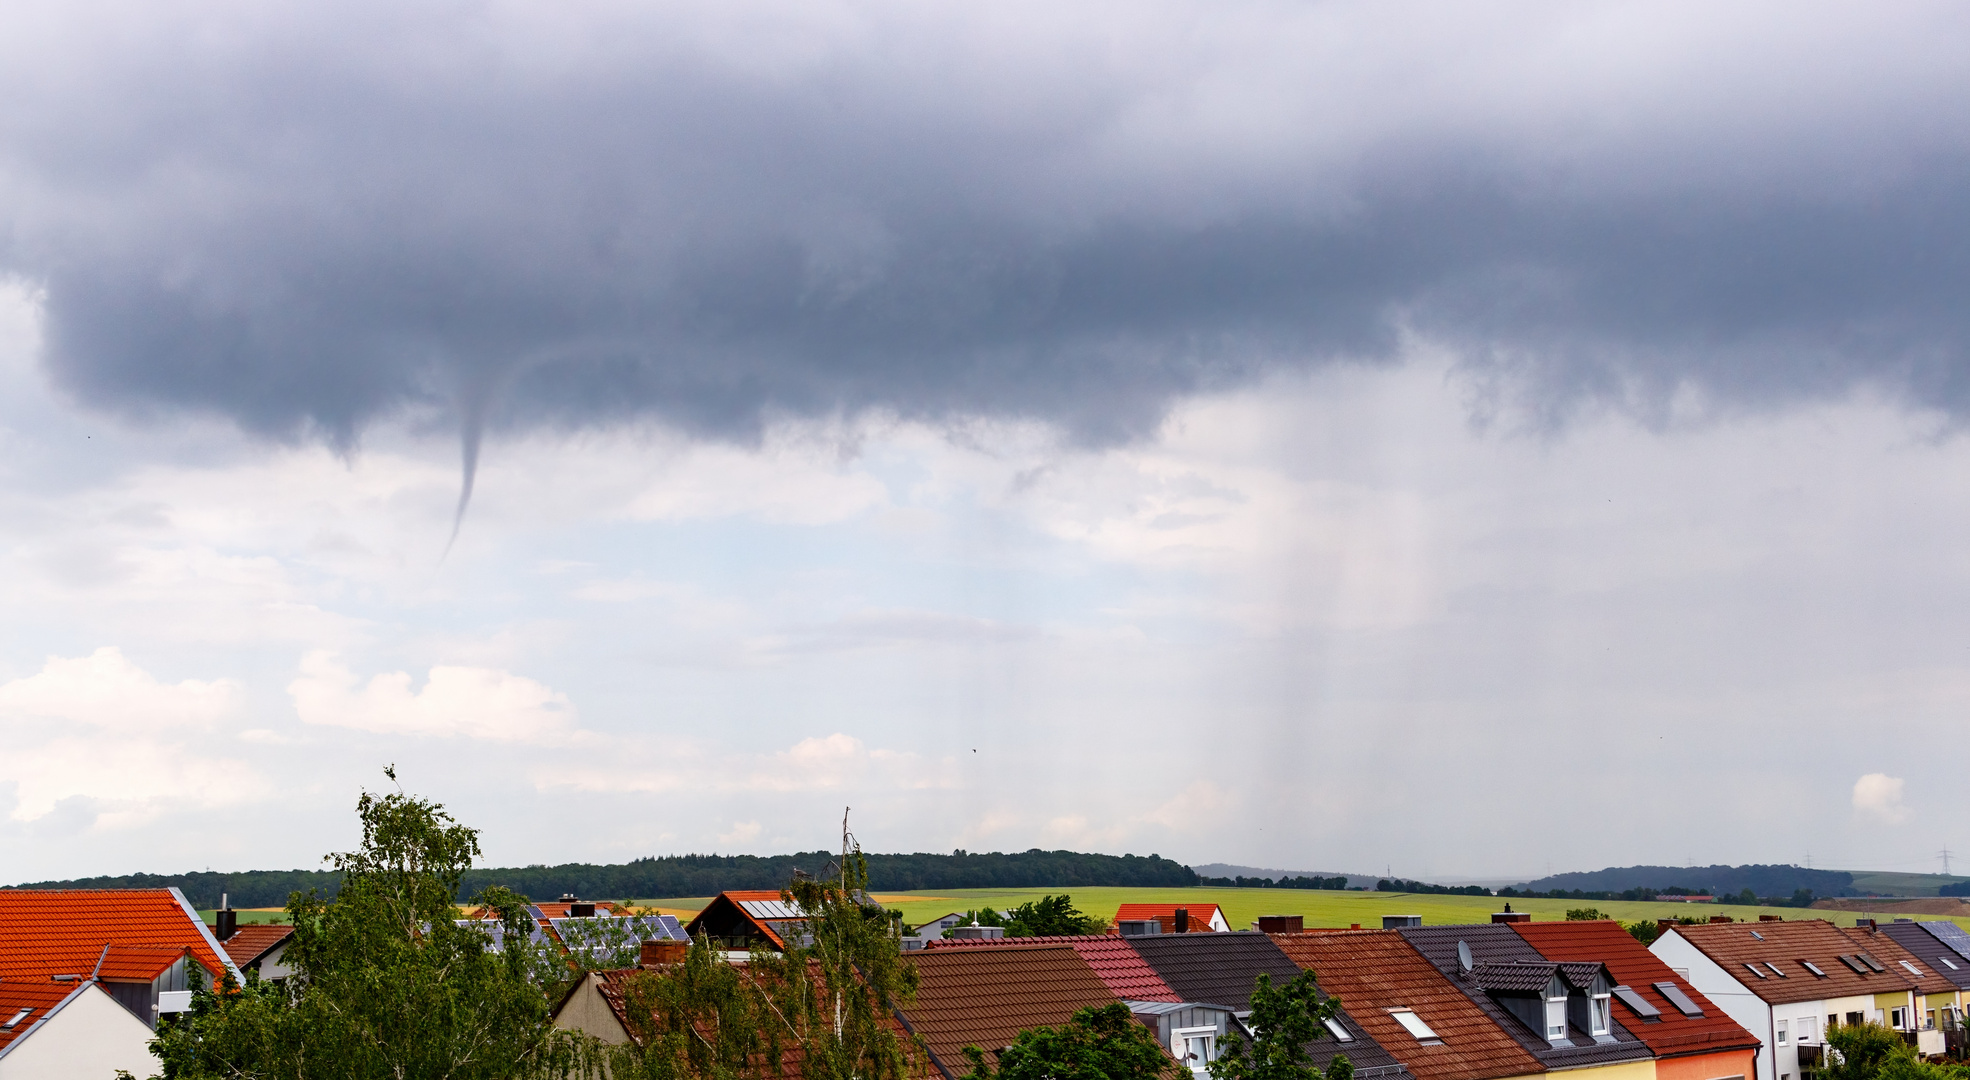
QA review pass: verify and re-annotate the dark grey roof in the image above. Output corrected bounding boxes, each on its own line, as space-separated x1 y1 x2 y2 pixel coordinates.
1918 922 1970 966
1126 932 1408 1077
1470 962 1560 993
1398 925 1652 1069
1884 924 1970 990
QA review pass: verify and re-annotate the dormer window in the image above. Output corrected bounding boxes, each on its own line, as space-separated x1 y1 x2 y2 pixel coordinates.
1545 978 1569 1042
1590 992 1612 1037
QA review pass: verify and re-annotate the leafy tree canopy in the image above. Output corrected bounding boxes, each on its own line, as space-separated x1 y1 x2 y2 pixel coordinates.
1004 895 1106 937
1209 971 1352 1080
963 1003 1172 1080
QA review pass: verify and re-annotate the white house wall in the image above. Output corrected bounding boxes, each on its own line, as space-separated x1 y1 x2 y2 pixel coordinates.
1652 932 1774 1080
0 986 159 1080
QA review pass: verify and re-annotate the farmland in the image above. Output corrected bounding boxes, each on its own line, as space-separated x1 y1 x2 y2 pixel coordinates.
643 886 1970 932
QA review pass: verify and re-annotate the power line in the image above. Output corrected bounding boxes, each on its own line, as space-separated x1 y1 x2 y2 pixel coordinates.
1942 848 1954 876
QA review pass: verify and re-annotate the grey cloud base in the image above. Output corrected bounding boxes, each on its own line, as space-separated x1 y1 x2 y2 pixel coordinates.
8 0 1970 451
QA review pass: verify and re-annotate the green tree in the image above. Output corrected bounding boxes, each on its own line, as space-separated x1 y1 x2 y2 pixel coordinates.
1208 971 1352 1080
1004 896 1104 937
1564 908 1608 921
151 776 593 1079
1823 1021 1911 1080
962 1003 1172 1080
1623 920 1660 946
604 817 922 1080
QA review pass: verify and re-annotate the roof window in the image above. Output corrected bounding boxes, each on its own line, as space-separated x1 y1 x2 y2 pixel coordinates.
1 1008 28 1030
1900 961 1924 977
1765 961 1790 978
1838 955 1869 974
1389 1009 1441 1043
1800 960 1829 977
1653 982 1705 1017
1941 956 1960 971
1751 931 1766 941
1324 1018 1354 1042
1858 953 1887 973
1744 963 1769 979
1611 985 1661 1020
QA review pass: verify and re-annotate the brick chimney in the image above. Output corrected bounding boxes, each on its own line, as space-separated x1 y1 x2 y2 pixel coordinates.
640 939 689 967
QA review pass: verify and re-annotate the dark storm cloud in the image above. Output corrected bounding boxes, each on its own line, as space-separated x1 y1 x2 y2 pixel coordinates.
6 0 1970 450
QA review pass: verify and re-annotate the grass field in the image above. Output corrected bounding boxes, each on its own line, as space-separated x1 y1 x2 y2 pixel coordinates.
639 887 1970 933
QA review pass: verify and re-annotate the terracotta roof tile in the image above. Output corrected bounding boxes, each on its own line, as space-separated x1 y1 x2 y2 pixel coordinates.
1837 925 1956 996
1272 931 1544 1080
1512 920 1760 1058
925 935 1183 1002
0 889 231 983
902 944 1124 1080
221 925 296 970
0 981 91 1053
1670 919 1915 1006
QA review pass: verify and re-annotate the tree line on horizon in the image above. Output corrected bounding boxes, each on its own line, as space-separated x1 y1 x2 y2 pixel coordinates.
11 848 1199 909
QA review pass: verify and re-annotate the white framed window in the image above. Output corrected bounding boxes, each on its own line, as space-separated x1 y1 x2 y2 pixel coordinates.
1926 1010 1936 1031
1389 1009 1440 1042
1590 995 1611 1037
1891 1008 1908 1030
1776 1020 1788 1046
1798 1016 1817 1043
1545 992 1569 1041
1323 1018 1354 1042
1173 1027 1218 1076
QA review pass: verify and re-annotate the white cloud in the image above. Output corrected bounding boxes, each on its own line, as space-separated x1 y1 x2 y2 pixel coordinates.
0 646 241 732
288 651 578 742
1852 773 1912 824
719 821 763 845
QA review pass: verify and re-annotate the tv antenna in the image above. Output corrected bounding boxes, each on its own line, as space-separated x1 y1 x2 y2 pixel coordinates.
1457 940 1474 975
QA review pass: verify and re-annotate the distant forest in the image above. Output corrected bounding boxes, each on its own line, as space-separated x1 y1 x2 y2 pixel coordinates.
1513 864 1858 898
8 849 1199 910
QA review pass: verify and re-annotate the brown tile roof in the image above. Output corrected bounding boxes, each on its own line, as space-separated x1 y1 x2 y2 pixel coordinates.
1837 925 1957 996
924 935 1182 1002
1271 931 1543 1080
901 944 1125 1080
1513 920 1760 1058
0 889 232 983
1669 919 1916 1005
221 924 295 970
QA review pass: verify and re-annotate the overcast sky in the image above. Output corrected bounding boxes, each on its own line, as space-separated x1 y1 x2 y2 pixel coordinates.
3 0 1969 886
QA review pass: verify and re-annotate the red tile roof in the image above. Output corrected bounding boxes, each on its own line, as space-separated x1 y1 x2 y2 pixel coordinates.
221 925 296 970
1669 919 1917 1006
924 935 1182 1002
1113 904 1223 934
1271 930 1543 1080
1837 925 1957 997
0 889 231 983
0 981 91 1053
902 944 1126 1079
1513 920 1760 1058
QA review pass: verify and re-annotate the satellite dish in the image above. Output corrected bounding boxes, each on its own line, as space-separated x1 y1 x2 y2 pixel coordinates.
1457 940 1474 974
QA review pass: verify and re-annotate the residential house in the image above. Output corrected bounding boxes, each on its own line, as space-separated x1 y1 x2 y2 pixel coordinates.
685 891 808 951
1399 925 1655 1080
1651 918 1918 1080
1131 931 1410 1078
1836 922 1955 1054
900 943 1134 1080
1513 919 1760 1080
1115 904 1230 934
1878 921 1970 1042
219 924 297 982
0 979 161 1079
1272 930 1544 1080
0 889 237 1028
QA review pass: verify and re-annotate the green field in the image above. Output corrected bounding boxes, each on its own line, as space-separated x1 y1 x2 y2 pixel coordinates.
643 887 1970 933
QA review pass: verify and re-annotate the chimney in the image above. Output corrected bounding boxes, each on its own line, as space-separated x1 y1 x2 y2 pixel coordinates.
1383 915 1423 928
216 893 238 943
1491 912 1530 924
1257 915 1304 934
1759 915 1783 922
640 939 689 967
1856 919 1877 930
1175 908 1190 933
1709 916 1734 924
1657 919 1675 933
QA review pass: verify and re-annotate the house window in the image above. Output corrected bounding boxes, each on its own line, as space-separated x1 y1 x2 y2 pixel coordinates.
1890 1008 1908 1030
1546 991 1569 1041
1389 1009 1440 1043
1926 1010 1936 1031
1872 1010 1885 1027
1590 994 1611 1037
1798 1017 1817 1043
1323 1018 1354 1042
1174 1027 1218 1076
1776 1020 1788 1045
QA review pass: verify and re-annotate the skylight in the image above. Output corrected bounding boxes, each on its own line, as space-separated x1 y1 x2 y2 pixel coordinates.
1858 953 1886 973
1611 985 1661 1020
1801 961 1829 977
1751 930 1765 940
0 1008 27 1030
1942 956 1960 971
1900 961 1923 977
1838 955 1868 974
1390 1010 1440 1042
1653 982 1705 1017
1324 1018 1354 1042
1765 961 1790 978
1744 963 1768 979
